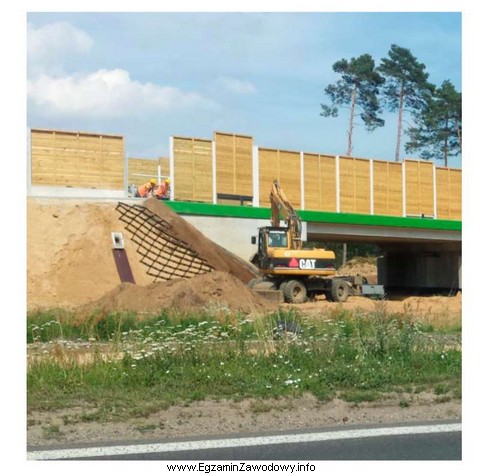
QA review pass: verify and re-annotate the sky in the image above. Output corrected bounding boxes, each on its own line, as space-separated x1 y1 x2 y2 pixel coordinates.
26 10 463 167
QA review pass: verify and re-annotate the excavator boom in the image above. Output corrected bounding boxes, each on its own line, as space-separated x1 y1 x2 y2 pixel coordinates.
270 180 302 250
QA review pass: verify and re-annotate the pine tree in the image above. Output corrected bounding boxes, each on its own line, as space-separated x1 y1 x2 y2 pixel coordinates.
406 80 462 166
378 44 434 162
320 54 385 157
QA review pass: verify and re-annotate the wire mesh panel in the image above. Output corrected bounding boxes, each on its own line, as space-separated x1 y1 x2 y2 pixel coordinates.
116 202 213 282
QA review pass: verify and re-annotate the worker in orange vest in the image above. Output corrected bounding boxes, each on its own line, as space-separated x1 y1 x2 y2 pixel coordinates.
135 179 156 198
154 178 171 200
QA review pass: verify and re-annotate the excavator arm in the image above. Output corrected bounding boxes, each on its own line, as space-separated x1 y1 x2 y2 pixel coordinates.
269 180 303 250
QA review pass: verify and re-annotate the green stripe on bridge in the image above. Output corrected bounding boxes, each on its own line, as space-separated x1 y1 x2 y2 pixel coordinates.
165 201 461 232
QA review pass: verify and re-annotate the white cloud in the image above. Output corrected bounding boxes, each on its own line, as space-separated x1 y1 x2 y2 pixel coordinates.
28 22 93 74
215 77 257 95
27 69 217 118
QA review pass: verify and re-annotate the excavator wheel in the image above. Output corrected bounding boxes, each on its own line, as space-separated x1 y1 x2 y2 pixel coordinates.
279 281 288 295
283 280 307 304
329 279 349 303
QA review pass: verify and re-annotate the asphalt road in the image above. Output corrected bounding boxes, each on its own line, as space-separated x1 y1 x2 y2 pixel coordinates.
28 421 461 461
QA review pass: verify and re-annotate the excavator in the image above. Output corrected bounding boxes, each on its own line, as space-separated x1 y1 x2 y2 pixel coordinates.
249 180 382 303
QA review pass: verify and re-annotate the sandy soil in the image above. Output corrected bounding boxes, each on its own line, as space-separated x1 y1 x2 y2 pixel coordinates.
291 293 462 328
27 199 153 309
80 270 278 315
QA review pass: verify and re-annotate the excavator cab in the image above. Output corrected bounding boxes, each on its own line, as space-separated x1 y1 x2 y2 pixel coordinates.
250 226 290 268
267 228 288 248
251 228 288 247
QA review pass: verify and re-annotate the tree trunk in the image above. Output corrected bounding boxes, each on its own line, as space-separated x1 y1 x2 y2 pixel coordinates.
444 117 449 167
343 87 357 266
395 85 405 162
456 123 462 149
346 87 357 157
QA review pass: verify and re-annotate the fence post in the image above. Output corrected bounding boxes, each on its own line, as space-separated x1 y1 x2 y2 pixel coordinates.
27 129 32 196
211 140 217 204
252 145 260 207
300 151 305 210
336 155 340 213
123 148 129 198
433 164 438 219
370 159 374 215
402 160 406 217
169 136 175 201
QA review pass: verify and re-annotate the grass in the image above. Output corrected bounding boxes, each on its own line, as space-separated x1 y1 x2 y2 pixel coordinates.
27 306 461 423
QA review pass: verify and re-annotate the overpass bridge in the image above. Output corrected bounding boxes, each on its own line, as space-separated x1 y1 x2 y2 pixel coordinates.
166 201 462 292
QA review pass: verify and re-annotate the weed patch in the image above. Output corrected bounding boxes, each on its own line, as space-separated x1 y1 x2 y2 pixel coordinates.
27 307 461 420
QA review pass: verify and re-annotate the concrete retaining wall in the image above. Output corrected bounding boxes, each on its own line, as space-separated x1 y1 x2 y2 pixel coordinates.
183 215 267 262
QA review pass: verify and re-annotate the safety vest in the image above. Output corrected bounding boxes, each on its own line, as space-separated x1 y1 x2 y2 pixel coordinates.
155 182 169 198
137 182 152 198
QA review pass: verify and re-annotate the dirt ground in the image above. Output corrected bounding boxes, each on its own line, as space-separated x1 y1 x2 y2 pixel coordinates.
292 293 462 328
26 198 462 448
27 392 461 448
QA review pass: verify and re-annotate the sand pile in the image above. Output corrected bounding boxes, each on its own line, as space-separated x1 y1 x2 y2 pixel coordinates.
27 199 153 309
27 198 258 310
337 258 378 284
140 198 257 283
82 270 276 315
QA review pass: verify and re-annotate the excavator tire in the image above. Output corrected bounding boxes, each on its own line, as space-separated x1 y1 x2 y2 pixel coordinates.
329 279 349 303
283 280 307 304
279 281 288 295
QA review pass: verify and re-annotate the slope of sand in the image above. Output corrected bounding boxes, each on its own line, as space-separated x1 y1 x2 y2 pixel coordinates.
27 199 153 309
27 198 257 310
143 198 257 283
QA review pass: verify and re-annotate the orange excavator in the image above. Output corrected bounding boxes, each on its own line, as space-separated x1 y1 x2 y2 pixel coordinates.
249 180 381 303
